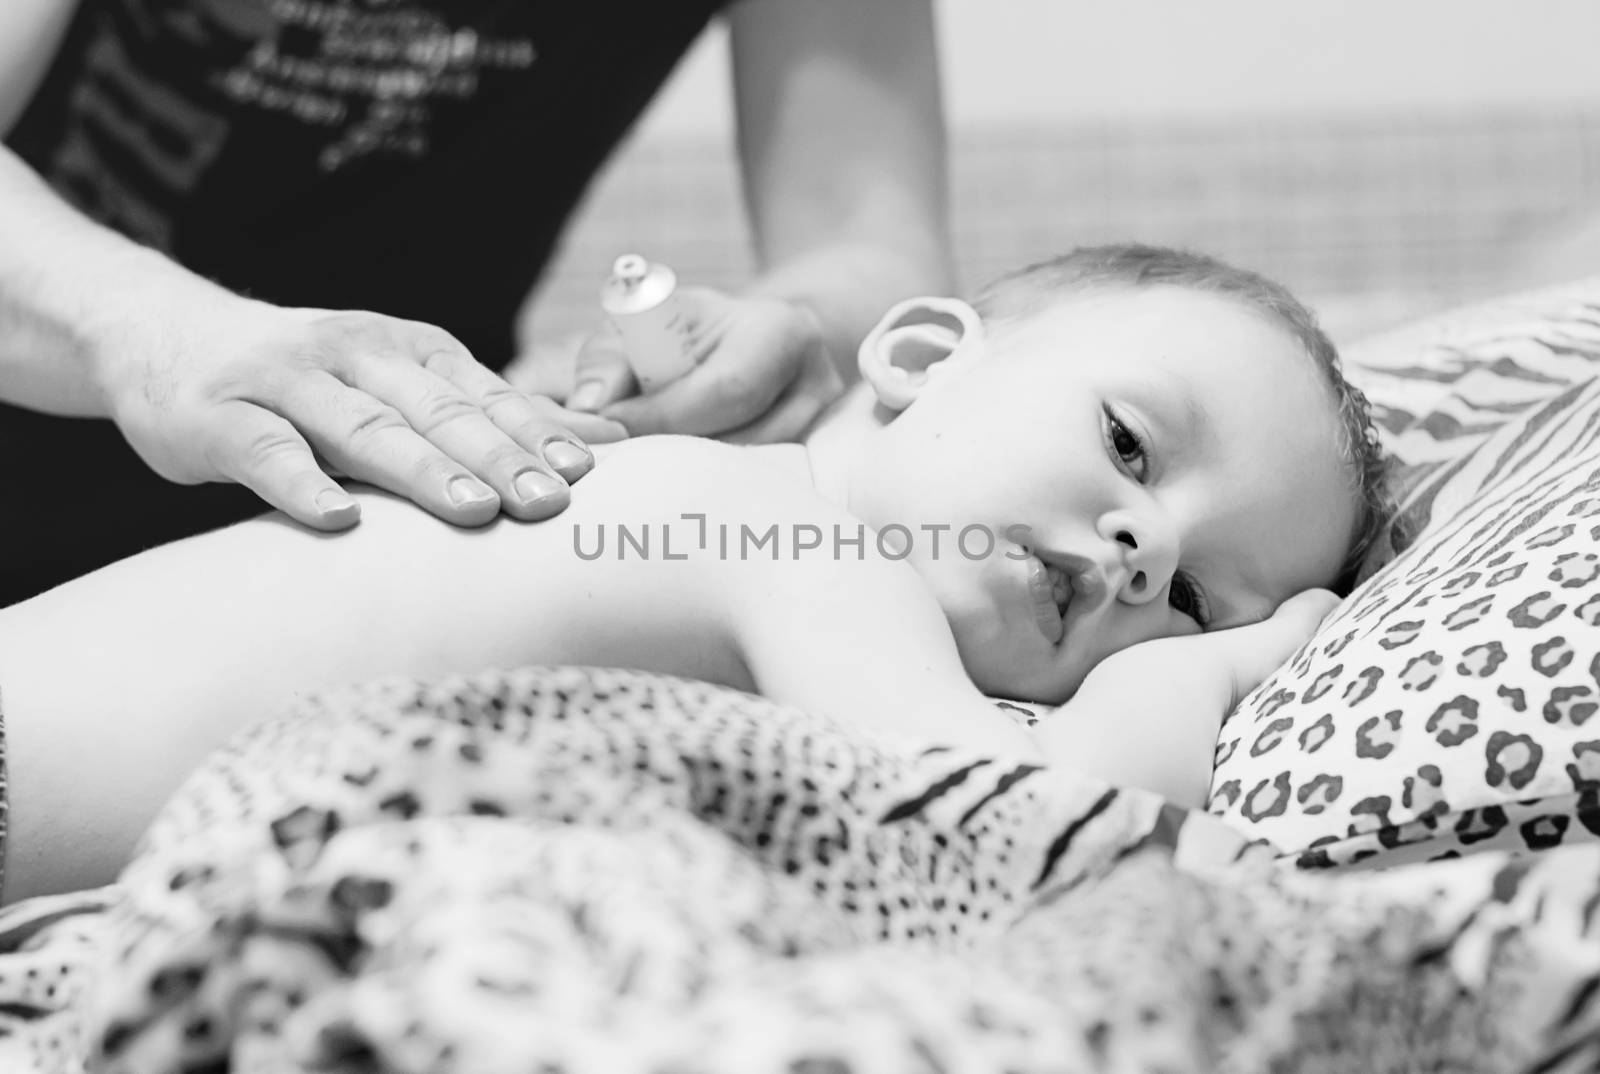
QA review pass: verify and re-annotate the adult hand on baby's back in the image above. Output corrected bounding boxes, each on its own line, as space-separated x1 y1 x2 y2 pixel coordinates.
100 293 629 531
565 287 845 443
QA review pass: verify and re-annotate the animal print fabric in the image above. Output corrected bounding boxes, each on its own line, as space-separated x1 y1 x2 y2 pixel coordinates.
0 667 1592 1073
1338 277 1600 575
1208 285 1600 866
0 889 116 1074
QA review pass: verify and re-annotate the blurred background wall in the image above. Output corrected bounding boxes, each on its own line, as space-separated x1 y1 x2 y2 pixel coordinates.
523 1 1600 346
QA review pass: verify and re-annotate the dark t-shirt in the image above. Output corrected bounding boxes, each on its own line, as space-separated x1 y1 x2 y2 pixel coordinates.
0 0 727 604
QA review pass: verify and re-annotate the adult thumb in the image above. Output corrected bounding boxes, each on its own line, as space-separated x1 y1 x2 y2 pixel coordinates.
567 326 638 412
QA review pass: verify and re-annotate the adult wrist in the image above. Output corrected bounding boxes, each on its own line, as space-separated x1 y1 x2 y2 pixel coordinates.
788 297 847 377
81 247 240 417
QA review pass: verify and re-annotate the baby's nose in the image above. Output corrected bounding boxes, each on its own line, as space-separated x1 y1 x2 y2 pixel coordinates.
1111 526 1177 605
1116 529 1152 595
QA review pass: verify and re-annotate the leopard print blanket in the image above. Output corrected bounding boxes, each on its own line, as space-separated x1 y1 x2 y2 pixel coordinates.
1 666 1597 1073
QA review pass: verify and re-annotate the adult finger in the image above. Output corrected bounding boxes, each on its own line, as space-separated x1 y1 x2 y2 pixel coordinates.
717 377 831 445
603 351 793 437
344 354 593 520
416 345 629 465
567 324 638 412
206 400 361 530
719 347 843 445
274 372 520 526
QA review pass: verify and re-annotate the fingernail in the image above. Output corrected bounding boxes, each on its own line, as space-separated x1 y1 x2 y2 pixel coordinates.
568 380 605 411
514 469 566 505
316 488 358 516
543 439 590 470
447 475 497 508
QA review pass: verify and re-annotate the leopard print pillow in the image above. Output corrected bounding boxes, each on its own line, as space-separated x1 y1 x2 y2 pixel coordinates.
1208 376 1600 866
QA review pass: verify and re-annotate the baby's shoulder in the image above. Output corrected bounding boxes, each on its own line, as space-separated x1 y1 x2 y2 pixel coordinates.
589 436 818 511
594 434 792 470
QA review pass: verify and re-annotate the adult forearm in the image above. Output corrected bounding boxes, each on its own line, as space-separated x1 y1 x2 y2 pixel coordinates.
729 0 953 385
745 234 955 384
0 144 225 416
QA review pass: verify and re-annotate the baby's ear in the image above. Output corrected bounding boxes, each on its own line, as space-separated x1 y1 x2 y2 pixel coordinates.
857 296 983 411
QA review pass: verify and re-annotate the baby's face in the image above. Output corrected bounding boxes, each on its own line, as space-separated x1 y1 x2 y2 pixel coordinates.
849 286 1357 703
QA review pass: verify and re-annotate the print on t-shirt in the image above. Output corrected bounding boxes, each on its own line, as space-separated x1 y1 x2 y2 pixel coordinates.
47 0 537 247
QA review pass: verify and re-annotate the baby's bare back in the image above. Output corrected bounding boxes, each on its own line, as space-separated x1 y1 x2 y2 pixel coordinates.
0 436 798 898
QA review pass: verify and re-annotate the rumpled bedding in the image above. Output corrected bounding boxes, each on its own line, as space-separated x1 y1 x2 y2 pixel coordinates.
1 666 1596 1073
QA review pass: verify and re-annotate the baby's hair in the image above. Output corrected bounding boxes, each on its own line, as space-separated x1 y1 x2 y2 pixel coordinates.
974 243 1389 594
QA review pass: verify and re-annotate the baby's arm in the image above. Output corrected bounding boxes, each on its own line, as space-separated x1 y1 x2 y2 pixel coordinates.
708 476 1044 761
729 540 1045 762
1033 590 1340 808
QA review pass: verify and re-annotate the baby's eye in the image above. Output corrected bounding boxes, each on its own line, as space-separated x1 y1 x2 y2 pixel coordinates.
1169 571 1210 628
1103 406 1148 481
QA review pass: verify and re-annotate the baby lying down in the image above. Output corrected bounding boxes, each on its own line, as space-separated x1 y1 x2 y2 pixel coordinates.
0 244 1386 902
